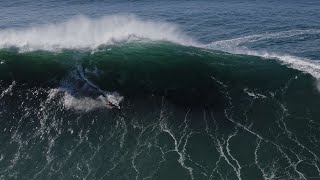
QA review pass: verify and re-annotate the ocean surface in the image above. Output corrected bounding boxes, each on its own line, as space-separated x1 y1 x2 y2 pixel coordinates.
1 0 320 179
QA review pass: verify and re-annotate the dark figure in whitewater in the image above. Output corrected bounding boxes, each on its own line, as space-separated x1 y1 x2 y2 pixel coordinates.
76 66 124 109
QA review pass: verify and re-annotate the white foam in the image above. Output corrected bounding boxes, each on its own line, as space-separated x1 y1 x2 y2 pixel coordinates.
209 29 320 48
48 88 123 112
240 49 320 79
0 15 196 52
244 88 267 99
47 66 124 112
62 91 106 112
0 81 16 99
206 30 320 80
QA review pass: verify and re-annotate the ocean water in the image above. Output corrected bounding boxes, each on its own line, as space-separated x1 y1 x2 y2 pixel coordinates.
0 1 320 179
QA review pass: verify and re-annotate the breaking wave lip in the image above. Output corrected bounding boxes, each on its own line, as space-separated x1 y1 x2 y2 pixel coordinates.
0 14 197 52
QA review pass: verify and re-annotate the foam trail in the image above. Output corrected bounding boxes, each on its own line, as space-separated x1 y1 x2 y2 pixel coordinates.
209 29 320 48
0 81 16 99
206 30 320 81
0 15 196 51
240 50 320 79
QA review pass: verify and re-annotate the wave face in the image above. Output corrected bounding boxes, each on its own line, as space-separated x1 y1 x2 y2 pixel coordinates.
0 15 196 51
1 41 320 179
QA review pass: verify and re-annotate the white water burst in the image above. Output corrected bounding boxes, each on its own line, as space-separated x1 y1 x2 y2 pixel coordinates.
62 91 106 112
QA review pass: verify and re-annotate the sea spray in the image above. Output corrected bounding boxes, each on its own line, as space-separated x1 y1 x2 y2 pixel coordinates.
0 15 196 51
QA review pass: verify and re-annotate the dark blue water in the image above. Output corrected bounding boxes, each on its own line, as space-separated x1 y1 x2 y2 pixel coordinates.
1 1 320 180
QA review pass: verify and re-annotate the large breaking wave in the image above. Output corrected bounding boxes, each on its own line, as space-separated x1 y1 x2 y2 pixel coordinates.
1 15 320 111
1 15 320 85
1 15 320 179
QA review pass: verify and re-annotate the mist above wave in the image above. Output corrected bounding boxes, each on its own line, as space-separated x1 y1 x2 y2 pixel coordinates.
0 15 196 51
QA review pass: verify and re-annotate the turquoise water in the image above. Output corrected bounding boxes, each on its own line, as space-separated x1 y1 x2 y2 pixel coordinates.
1 1 320 180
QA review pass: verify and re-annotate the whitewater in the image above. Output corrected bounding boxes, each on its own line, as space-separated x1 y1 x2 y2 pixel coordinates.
0 15 195 51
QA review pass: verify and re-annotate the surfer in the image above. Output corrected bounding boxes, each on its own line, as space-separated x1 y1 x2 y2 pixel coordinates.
76 66 123 109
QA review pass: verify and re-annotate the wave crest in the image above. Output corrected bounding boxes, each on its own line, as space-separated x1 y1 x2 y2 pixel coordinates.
0 15 196 51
